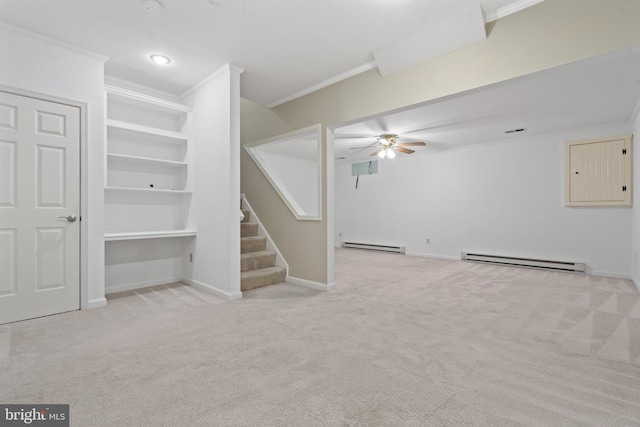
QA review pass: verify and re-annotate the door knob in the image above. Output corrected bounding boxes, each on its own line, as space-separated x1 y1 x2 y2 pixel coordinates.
58 214 78 223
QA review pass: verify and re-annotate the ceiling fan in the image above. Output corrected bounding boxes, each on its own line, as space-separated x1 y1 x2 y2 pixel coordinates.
351 134 426 159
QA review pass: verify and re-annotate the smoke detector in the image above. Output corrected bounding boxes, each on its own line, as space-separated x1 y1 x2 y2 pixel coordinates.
143 0 163 15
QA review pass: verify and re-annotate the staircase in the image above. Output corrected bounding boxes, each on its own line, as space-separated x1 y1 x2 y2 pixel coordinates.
241 209 287 291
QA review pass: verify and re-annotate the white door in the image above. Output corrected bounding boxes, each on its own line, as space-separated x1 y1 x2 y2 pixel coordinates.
0 91 80 324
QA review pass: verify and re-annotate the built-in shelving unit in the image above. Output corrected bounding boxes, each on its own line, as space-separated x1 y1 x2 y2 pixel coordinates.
104 85 194 238
104 85 197 294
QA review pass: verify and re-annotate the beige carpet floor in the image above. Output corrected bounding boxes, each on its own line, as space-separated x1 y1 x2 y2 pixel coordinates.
1 248 640 426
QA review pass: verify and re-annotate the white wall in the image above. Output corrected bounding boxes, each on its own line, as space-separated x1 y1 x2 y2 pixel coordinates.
336 125 633 278
632 111 640 290
0 23 107 307
182 64 243 299
0 24 244 301
258 152 318 216
105 240 183 293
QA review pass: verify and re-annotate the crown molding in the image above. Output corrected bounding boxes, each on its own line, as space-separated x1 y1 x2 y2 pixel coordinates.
180 63 244 99
104 75 182 102
267 61 377 108
0 21 108 62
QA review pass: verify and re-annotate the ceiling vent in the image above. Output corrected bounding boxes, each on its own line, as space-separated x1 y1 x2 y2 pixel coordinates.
505 128 527 134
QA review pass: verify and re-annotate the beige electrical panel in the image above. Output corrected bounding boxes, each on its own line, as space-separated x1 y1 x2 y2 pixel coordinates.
565 134 632 207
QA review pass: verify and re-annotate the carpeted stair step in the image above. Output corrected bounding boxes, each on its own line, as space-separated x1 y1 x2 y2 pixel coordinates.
241 235 266 253
241 266 286 291
238 204 286 290
241 250 276 272
241 222 258 237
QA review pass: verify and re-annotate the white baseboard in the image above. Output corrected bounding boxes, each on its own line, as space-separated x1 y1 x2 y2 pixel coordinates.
86 298 107 309
188 279 243 300
590 270 633 280
105 277 183 295
286 275 335 291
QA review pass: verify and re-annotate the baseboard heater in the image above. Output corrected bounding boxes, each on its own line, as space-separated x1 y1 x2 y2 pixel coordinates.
342 242 406 254
461 252 585 273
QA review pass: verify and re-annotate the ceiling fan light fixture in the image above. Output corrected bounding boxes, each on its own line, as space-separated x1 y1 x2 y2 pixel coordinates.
378 133 397 147
377 147 396 159
360 133 424 158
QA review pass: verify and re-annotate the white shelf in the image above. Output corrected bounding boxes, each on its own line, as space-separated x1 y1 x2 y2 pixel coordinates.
107 119 186 140
105 230 197 241
107 153 188 167
105 186 192 194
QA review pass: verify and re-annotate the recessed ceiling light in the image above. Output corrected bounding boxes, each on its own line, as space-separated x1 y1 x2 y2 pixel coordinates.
150 54 171 65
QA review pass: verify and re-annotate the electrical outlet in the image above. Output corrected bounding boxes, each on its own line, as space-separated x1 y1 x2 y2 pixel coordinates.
189 253 193 263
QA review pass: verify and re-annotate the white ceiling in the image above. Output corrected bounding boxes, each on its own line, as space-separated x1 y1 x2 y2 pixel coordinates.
334 47 640 161
5 0 632 161
0 0 539 106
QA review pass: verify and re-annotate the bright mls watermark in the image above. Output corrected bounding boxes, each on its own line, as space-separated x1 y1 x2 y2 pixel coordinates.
0 405 69 426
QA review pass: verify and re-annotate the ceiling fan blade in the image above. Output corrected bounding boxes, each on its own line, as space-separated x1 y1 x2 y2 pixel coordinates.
397 141 426 147
370 148 383 157
395 146 415 154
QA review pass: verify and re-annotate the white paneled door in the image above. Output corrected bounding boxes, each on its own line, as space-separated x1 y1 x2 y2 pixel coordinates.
0 91 80 324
